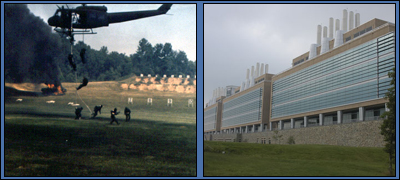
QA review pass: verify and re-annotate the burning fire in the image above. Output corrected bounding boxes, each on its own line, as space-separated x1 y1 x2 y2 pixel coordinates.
43 83 65 95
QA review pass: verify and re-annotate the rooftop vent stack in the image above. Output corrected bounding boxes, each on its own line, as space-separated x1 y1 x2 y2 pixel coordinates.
355 13 360 27
335 19 340 34
309 44 318 59
224 87 226 96
265 64 269 74
245 79 250 90
250 76 255 87
212 89 215 100
334 30 344 48
245 68 250 89
323 26 327 38
329 17 334 38
260 63 265 75
349 11 354 30
240 81 245 91
321 37 331 54
251 66 255 78
317 25 322 45
256 62 260 78
342 9 348 32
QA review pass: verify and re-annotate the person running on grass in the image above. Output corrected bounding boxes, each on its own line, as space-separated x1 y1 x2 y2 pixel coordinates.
110 108 120 125
124 107 131 122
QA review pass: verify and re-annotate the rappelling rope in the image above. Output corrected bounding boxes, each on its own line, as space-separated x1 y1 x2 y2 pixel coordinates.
76 84 92 114
74 68 92 114
71 33 92 114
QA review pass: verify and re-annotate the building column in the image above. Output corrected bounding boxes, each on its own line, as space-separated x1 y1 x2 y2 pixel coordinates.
337 110 342 124
259 123 263 132
279 120 283 130
385 103 389 112
359 107 365 121
291 118 294 129
304 116 308 127
245 126 248 133
252 124 255 133
270 122 273 131
319 113 324 126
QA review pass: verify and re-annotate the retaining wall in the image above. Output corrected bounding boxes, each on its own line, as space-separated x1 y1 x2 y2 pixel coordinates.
204 120 385 147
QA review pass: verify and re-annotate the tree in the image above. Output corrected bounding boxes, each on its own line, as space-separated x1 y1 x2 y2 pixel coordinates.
272 130 283 144
380 67 396 176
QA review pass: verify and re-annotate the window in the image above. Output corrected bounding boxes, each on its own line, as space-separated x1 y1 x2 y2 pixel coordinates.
354 32 360 38
366 26 372 32
351 113 357 120
374 110 380 117
359 29 366 35
345 36 351 42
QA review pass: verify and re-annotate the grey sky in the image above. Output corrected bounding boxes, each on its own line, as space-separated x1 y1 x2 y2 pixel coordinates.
27 3 196 61
204 3 396 107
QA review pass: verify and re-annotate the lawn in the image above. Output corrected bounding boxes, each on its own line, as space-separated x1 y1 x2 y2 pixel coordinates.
4 82 196 176
204 141 391 177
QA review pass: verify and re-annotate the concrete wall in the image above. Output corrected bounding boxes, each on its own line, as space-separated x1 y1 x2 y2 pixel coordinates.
205 120 384 147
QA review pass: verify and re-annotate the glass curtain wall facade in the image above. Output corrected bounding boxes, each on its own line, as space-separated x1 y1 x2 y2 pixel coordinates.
204 106 217 132
222 88 263 128
271 32 395 119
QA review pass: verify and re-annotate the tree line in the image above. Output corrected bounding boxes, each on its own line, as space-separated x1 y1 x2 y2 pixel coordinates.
58 38 196 82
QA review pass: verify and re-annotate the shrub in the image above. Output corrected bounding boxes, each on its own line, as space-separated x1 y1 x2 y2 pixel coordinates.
155 76 162 83
287 136 295 145
188 78 194 85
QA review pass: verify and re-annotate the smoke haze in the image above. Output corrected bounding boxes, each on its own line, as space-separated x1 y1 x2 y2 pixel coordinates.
4 4 62 84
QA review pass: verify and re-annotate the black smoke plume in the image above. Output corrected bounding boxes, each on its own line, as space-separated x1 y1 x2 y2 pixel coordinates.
4 4 62 84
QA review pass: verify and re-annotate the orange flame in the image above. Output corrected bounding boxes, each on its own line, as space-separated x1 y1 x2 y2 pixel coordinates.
57 85 63 95
46 83 64 95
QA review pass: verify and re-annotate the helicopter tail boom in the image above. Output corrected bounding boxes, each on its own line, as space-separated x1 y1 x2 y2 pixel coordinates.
108 4 172 24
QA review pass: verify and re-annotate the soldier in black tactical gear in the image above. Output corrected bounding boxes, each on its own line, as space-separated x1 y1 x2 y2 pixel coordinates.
75 106 83 120
91 105 103 119
68 54 76 71
76 77 88 90
80 48 86 64
124 107 131 122
110 108 120 125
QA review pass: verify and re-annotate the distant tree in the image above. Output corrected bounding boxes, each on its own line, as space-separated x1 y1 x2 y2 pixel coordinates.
52 38 193 82
287 136 295 145
380 66 396 176
272 130 283 144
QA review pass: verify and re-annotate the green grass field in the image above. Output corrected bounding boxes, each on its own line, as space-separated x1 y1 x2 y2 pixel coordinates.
4 81 196 176
204 141 392 177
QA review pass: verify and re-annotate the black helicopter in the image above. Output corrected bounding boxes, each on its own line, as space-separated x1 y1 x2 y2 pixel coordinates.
48 4 172 43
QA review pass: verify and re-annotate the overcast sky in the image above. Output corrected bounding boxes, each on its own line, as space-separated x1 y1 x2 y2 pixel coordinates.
27 3 196 61
204 3 396 107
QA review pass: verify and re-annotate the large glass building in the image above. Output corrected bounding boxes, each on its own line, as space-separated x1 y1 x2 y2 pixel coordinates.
269 18 395 130
272 32 394 119
204 17 395 140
